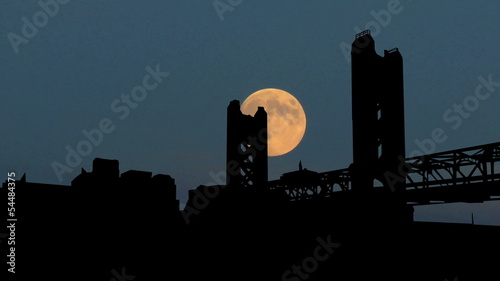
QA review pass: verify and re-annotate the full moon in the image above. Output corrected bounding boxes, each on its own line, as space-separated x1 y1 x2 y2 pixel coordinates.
241 88 306 157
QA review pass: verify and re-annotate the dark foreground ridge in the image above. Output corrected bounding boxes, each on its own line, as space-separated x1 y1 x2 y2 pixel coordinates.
2 30 500 280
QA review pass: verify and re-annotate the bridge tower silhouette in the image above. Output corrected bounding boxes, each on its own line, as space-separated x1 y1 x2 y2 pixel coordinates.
351 29 406 192
226 100 268 188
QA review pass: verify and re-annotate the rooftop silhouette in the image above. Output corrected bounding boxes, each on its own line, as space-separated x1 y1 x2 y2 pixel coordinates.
2 30 500 280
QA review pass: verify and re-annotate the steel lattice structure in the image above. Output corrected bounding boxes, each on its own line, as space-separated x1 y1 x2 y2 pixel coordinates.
268 142 500 205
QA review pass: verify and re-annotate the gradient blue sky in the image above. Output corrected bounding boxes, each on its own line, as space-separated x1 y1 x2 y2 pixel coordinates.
1 1 499 224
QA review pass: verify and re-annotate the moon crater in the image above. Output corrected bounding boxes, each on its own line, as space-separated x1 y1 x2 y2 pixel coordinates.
240 88 306 157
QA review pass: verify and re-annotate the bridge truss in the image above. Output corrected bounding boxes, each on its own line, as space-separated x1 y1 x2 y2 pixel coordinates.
268 142 500 205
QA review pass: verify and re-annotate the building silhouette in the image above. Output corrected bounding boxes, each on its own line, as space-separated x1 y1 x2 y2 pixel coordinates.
2 158 185 280
2 30 500 280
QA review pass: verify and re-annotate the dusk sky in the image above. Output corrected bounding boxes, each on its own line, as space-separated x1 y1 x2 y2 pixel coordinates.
1 1 499 224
